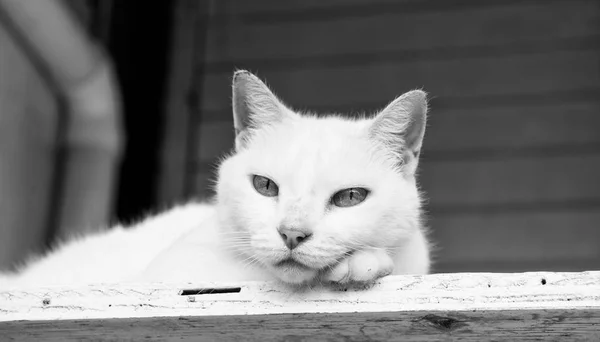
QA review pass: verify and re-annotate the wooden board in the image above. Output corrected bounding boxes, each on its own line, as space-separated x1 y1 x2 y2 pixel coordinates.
2 309 600 341
206 0 600 62
199 50 600 113
0 272 599 341
210 0 598 18
193 101 600 162
419 154 600 206
428 210 600 266
211 0 421 15
435 258 600 274
426 102 600 152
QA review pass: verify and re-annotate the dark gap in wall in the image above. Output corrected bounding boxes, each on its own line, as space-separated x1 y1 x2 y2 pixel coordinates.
107 2 175 223
182 2 211 200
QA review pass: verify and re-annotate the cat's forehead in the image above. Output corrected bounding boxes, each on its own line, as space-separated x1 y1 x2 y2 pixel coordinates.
255 115 370 158
243 115 390 190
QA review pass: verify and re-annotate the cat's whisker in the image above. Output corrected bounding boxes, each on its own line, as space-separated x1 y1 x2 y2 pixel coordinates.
222 243 252 249
238 254 262 269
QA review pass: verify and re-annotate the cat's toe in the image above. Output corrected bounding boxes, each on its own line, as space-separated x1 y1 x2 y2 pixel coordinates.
347 249 394 283
322 258 350 283
322 249 394 290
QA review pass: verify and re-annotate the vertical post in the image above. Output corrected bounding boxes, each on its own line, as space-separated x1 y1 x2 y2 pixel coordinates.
0 0 124 259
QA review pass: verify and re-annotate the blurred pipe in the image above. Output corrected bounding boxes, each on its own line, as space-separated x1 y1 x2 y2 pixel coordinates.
0 0 124 241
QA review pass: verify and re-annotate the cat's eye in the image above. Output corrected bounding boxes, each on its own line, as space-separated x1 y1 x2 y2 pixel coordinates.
331 188 369 208
252 175 279 197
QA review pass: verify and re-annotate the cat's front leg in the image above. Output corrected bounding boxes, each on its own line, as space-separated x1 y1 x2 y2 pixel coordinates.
322 248 394 289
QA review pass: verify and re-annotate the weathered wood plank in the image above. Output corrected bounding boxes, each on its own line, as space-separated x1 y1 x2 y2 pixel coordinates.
1 272 599 319
429 210 600 267
193 101 600 162
1 309 599 341
419 154 600 206
212 0 417 15
0 272 598 341
436 258 600 274
206 0 600 62
426 102 600 152
211 0 598 18
199 50 600 113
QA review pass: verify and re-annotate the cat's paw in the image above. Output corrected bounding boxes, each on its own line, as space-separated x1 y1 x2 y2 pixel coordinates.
323 249 394 290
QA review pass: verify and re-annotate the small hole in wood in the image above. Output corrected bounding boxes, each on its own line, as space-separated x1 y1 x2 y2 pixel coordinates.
541 278 547 285
420 314 467 331
42 298 51 306
179 287 242 296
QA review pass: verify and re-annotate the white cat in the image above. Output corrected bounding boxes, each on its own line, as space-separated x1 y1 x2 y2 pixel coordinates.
0 70 431 289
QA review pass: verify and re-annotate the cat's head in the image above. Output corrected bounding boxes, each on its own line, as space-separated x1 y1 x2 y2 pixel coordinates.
216 70 428 285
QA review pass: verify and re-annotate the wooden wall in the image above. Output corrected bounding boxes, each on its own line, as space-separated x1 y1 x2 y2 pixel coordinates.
176 0 600 273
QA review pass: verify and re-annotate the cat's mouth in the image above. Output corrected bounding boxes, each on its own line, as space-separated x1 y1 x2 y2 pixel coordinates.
275 258 311 270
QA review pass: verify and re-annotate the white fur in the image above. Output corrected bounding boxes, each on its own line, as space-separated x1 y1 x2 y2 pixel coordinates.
0 71 431 290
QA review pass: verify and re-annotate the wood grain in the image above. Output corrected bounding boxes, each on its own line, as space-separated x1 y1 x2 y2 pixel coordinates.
212 0 421 15
419 154 600 206
1 309 599 341
426 102 600 152
0 272 598 341
199 50 600 113
193 101 600 162
429 210 600 266
206 0 600 62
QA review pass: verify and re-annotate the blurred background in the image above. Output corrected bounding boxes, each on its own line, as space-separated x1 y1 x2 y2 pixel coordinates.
0 0 598 274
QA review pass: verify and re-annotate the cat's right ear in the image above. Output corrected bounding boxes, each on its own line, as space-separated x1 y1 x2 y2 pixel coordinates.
369 90 428 176
232 70 291 150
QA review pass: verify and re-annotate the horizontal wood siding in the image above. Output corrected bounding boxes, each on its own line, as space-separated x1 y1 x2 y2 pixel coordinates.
189 0 600 272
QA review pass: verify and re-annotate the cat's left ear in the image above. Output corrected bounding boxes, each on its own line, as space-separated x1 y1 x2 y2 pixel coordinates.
369 90 428 175
232 70 293 150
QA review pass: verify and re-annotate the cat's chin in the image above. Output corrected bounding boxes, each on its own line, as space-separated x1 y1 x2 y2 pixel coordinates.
269 260 318 285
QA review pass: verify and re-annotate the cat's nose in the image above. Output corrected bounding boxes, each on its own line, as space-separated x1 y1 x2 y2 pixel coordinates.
278 228 311 250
